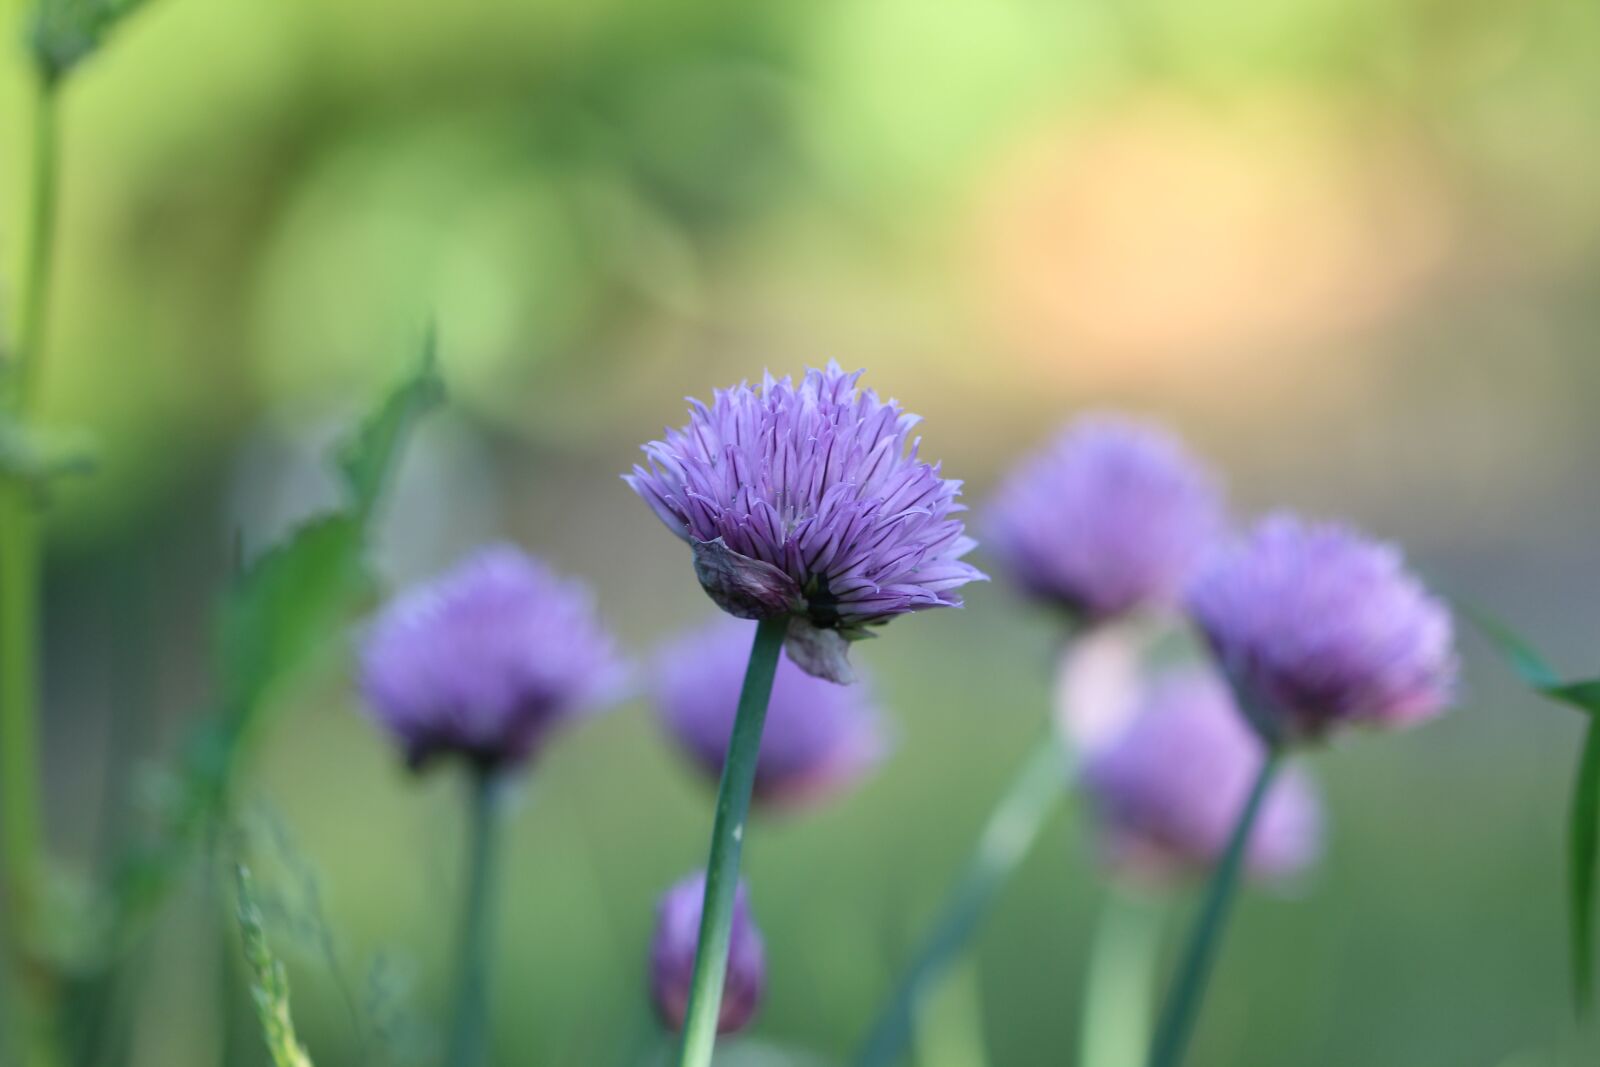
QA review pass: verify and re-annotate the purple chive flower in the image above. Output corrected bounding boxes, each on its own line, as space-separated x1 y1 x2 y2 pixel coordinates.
650 873 767 1035
986 415 1224 623
1081 668 1323 884
653 618 891 809
625 363 985 683
358 545 624 772
1187 514 1458 746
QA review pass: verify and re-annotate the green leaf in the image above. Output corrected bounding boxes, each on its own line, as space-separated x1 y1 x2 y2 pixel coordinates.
1459 602 1562 690
216 516 366 732
103 344 442 955
1547 681 1600 719
29 0 157 81
1464 604 1600 1015
235 865 315 1067
1573 721 1600 1014
335 326 444 523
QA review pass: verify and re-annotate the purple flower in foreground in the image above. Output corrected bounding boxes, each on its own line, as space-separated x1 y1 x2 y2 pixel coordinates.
1188 514 1457 745
358 545 623 772
1081 668 1323 884
986 415 1224 623
651 873 766 1035
625 363 985 682
654 618 891 809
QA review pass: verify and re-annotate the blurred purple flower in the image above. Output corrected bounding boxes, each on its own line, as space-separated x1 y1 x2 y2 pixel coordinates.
650 872 766 1035
625 363 985 683
358 545 624 772
1081 667 1323 884
1188 514 1457 745
653 618 891 810
986 415 1224 623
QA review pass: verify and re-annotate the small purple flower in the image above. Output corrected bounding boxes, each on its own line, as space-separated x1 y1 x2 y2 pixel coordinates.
650 873 766 1035
358 545 623 772
625 363 986 683
986 415 1224 623
1187 514 1457 745
653 618 891 809
1081 668 1323 884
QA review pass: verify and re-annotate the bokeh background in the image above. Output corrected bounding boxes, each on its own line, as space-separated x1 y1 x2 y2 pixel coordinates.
4 0 1600 1064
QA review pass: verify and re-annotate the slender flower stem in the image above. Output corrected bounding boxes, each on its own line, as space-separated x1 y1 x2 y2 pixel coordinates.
1080 891 1164 1067
853 732 1068 1067
1145 749 1282 1067
445 770 504 1067
675 615 786 1067
13 73 61 410
2 69 63 1067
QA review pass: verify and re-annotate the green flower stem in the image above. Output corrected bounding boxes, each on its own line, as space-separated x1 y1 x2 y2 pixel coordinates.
1080 891 1164 1067
675 615 786 1067
1145 749 1282 1067
445 770 505 1067
1 70 63 1067
13 72 60 410
853 732 1068 1067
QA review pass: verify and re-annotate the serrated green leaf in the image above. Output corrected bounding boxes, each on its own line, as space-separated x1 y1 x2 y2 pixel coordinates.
1572 721 1600 1014
336 326 444 522
100 344 442 957
235 865 315 1067
217 516 366 729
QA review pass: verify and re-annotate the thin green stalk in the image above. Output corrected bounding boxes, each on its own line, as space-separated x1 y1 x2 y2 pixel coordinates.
853 733 1067 1067
675 615 786 1067
1 67 61 924
1080 892 1164 1067
2 69 64 1067
444 771 504 1067
1145 750 1282 1067
14 74 61 410
1569 718 1600 1013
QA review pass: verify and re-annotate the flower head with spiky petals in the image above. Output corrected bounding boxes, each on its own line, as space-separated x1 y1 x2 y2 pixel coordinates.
1188 513 1457 746
986 414 1224 624
650 872 766 1035
358 545 624 772
626 363 985 682
1081 667 1323 885
653 617 892 809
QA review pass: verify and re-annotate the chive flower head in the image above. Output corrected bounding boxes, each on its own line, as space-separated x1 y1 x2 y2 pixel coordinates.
986 414 1224 623
650 872 767 1035
1187 514 1457 745
1081 667 1323 883
358 545 623 772
625 363 985 682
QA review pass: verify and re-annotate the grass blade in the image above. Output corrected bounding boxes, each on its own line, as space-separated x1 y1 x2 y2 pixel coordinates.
235 865 314 1067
